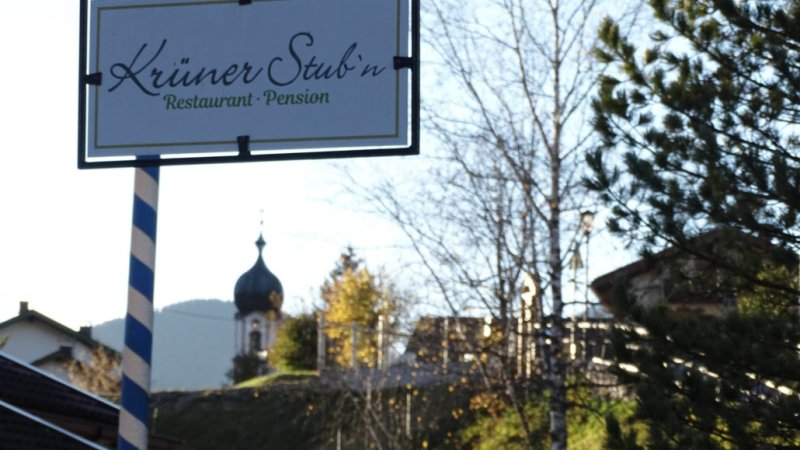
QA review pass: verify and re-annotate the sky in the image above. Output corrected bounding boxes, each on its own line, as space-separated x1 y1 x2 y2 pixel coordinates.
0 0 419 329
0 0 635 331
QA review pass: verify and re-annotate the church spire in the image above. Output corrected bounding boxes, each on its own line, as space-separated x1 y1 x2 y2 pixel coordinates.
256 209 266 255
234 223 283 315
255 233 266 256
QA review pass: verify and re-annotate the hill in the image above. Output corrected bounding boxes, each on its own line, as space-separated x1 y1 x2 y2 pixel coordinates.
92 299 237 391
150 375 622 450
151 376 475 450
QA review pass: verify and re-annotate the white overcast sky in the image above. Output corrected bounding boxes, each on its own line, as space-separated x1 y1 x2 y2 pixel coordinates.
0 0 420 329
0 0 635 330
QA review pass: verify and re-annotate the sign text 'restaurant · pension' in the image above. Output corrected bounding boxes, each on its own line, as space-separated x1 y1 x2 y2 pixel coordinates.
161 89 331 110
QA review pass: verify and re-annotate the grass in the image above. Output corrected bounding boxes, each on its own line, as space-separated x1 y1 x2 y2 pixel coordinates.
435 396 641 450
570 401 639 450
234 370 318 388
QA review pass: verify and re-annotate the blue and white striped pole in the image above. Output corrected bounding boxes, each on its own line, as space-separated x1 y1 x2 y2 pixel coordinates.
118 166 159 450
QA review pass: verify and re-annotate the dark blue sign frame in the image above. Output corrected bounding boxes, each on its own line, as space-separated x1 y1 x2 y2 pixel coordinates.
77 0 420 169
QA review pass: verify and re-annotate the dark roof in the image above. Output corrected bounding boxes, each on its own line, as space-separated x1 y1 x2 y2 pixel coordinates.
0 351 118 426
0 309 117 357
32 346 77 367
234 234 283 315
590 256 653 308
0 351 118 448
0 399 106 450
0 352 187 449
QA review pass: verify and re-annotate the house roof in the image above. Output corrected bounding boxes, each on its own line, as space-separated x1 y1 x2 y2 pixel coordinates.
590 255 653 308
0 351 118 448
0 399 107 450
0 351 119 426
32 346 77 367
0 351 187 449
0 308 117 356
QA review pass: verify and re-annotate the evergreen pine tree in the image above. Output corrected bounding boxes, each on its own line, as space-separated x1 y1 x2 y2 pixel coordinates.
589 1 800 447
590 0 800 259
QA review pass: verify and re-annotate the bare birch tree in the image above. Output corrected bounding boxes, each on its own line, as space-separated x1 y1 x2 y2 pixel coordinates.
348 0 643 448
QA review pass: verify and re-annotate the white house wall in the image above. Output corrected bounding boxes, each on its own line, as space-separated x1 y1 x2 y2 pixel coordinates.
38 360 72 381
630 270 668 308
0 321 93 367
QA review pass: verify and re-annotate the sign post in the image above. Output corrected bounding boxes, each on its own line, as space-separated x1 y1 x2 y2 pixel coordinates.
118 166 159 450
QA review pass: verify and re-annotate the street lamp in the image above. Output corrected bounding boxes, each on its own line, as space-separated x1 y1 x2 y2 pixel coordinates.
579 211 594 362
580 211 594 318
580 211 595 236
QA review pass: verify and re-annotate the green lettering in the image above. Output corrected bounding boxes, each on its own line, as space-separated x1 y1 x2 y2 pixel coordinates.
263 90 277 105
261 90 330 107
163 94 177 110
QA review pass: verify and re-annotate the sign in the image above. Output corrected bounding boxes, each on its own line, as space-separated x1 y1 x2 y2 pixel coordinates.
78 0 418 167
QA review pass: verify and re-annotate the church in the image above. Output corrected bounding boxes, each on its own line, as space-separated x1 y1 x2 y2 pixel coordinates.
232 232 284 378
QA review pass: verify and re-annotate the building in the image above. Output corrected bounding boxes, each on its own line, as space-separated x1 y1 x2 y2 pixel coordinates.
590 228 797 316
0 302 118 383
232 233 284 376
403 316 486 367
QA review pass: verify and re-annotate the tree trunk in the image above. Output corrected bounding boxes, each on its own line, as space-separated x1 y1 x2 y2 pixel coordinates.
548 169 568 450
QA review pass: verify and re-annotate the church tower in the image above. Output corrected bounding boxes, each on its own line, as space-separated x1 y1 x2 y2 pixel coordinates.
233 233 284 376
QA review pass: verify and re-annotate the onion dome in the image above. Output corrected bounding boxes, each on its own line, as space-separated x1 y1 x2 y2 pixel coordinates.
234 234 283 315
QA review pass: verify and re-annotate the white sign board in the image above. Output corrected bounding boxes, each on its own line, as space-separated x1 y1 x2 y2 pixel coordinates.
86 0 410 159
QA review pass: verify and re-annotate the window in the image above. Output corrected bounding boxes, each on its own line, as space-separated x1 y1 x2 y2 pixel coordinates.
249 330 262 352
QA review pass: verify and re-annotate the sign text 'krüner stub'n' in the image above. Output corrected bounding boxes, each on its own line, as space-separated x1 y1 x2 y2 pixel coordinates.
87 0 410 158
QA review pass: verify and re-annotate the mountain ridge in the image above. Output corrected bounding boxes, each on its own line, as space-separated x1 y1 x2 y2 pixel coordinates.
92 299 237 391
